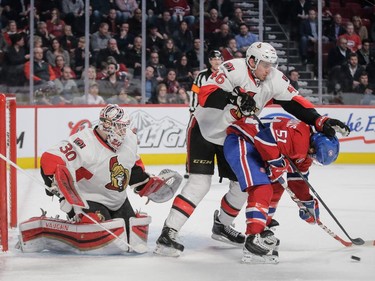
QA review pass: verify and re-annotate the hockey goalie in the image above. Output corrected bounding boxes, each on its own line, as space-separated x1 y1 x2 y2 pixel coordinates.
18 104 182 255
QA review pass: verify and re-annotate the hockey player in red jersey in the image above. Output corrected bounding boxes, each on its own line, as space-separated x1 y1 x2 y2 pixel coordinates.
154 41 349 257
224 116 340 263
18 104 182 254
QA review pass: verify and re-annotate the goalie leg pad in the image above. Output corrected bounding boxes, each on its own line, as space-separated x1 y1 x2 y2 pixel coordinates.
18 217 129 254
128 214 152 253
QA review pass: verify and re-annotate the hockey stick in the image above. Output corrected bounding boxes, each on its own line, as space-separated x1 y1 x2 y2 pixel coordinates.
0 153 148 253
251 115 365 246
278 178 353 247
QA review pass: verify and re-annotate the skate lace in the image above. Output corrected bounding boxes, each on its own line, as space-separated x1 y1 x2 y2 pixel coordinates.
224 225 240 238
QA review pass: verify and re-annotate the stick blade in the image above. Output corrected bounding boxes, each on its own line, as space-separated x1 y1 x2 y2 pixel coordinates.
55 165 88 208
351 238 365 245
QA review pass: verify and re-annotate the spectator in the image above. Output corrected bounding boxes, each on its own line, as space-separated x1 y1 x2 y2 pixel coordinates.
96 61 109 80
172 20 194 53
352 16 368 41
46 38 70 67
127 8 142 37
103 8 121 36
72 36 87 78
321 0 333 32
98 62 124 99
221 38 238 61
159 38 181 69
228 8 246 35
204 8 224 37
357 39 373 66
46 8 65 39
164 0 195 27
163 69 180 95
208 23 234 51
38 0 62 22
53 65 79 103
85 82 106 105
145 0 165 25
235 23 259 53
156 11 178 40
146 24 164 52
61 0 84 34
147 50 167 82
154 83 170 104
288 69 300 90
353 71 374 95
114 22 134 51
186 38 205 68
3 33 29 86
106 86 138 104
106 56 129 80
35 21 56 49
2 20 19 48
327 37 351 71
339 53 366 92
60 25 78 55
325 13 346 43
338 22 362 53
77 65 97 93
96 38 126 68
175 87 189 105
52 54 76 79
91 0 113 25
289 0 312 40
208 0 234 23
90 22 111 58
176 54 193 89
115 0 138 22
299 8 328 64
144 66 158 103
24 47 56 85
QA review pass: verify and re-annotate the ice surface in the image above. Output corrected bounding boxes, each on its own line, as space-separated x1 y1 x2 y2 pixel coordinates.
1 164 375 281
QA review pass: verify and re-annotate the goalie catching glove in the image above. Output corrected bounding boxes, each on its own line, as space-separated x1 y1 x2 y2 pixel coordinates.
229 86 257 116
134 169 183 203
299 198 320 224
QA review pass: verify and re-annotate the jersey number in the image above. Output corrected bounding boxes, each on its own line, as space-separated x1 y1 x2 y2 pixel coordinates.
210 72 226 84
275 130 287 143
59 143 77 161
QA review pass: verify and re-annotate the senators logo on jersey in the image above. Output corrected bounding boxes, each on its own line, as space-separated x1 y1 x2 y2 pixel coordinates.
105 156 130 192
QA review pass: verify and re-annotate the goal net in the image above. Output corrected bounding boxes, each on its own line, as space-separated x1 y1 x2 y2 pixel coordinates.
0 94 17 252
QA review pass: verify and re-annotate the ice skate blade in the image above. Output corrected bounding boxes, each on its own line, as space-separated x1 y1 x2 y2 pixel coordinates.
154 244 182 257
241 252 279 264
211 233 244 247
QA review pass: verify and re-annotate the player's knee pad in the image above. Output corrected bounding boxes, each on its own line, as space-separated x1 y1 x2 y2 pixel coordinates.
219 181 248 225
180 174 212 206
128 212 152 253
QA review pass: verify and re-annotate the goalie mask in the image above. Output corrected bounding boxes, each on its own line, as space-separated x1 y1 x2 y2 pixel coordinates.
99 104 130 151
246 42 278 71
310 133 339 165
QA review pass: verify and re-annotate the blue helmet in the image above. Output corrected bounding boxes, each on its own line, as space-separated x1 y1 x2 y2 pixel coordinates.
310 133 340 165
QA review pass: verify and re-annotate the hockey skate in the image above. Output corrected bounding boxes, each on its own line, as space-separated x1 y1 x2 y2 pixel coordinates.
242 230 280 264
154 225 184 257
211 210 245 246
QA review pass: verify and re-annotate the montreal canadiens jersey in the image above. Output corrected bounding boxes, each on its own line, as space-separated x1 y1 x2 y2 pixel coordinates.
228 117 313 172
195 58 316 145
41 127 141 210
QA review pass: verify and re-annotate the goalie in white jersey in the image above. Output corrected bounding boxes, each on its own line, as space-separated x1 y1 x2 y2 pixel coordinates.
154 42 350 257
18 104 182 254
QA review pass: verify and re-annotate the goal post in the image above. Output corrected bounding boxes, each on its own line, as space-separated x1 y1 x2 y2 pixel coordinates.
0 94 17 252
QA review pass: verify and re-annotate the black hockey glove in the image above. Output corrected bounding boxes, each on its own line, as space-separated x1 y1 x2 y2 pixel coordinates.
229 86 257 117
315 116 350 137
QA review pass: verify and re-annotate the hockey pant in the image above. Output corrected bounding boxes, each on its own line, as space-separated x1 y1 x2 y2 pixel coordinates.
165 174 247 231
18 214 151 254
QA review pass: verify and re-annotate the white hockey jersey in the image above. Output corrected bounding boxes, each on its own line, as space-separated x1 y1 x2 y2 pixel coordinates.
41 127 141 211
195 58 302 145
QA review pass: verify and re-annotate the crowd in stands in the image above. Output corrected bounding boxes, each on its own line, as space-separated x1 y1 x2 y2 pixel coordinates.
0 0 261 105
275 0 375 104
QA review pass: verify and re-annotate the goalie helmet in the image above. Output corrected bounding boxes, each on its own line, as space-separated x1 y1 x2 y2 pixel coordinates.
310 133 339 165
99 104 130 151
246 42 278 71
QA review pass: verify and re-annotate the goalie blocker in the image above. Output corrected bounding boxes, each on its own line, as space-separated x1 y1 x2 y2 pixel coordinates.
18 213 151 255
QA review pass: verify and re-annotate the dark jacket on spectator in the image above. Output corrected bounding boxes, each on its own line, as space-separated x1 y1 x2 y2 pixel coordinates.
327 46 351 70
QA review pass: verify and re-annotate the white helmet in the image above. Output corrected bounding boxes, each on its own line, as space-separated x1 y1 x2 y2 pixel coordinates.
99 104 130 151
246 42 278 70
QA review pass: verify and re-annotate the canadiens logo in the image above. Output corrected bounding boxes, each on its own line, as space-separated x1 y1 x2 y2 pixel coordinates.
105 156 130 192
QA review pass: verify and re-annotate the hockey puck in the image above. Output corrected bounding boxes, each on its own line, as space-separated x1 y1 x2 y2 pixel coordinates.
351 255 361 261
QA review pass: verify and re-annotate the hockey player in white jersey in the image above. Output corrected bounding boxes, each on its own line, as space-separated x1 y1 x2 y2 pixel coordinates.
154 42 350 257
18 104 182 254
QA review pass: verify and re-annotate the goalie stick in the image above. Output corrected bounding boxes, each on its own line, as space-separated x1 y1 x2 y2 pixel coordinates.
0 153 147 253
251 115 365 246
